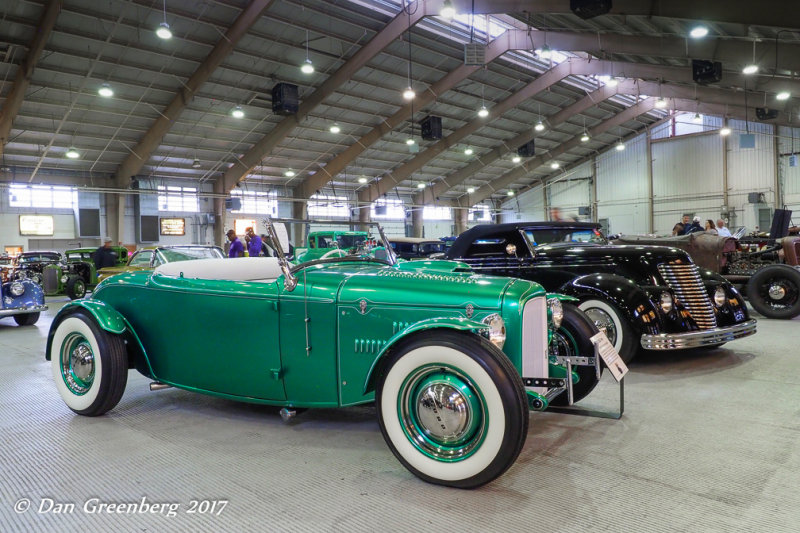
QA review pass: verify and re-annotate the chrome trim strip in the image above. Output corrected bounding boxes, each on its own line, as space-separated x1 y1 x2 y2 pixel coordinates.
640 319 757 350
0 304 48 317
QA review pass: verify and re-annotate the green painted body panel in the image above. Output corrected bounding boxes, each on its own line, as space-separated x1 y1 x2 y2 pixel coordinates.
52 258 552 408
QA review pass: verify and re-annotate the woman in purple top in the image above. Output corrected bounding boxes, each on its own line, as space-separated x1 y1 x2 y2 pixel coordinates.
227 229 244 258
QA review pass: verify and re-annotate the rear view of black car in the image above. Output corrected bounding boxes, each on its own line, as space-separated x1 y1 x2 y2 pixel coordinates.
446 222 756 362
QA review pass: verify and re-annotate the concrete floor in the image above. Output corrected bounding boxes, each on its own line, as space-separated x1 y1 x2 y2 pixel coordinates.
1 297 798 533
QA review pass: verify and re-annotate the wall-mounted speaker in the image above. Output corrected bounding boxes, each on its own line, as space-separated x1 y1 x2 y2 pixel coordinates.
517 140 535 158
374 205 387 216
692 59 723 85
747 192 764 204
272 83 299 115
756 107 779 120
421 115 442 140
570 0 612 19
225 197 242 211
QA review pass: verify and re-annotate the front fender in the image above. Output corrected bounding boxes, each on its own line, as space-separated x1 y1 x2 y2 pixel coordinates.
362 317 489 394
559 273 662 335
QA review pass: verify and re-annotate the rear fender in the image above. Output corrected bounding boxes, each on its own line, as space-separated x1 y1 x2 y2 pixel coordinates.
362 317 489 394
559 274 662 335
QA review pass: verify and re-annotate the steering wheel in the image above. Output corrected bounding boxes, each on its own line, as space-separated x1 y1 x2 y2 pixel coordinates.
320 249 348 259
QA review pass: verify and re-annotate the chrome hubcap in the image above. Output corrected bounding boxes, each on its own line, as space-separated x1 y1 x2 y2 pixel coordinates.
583 307 617 345
416 382 471 443
768 284 786 300
61 334 94 395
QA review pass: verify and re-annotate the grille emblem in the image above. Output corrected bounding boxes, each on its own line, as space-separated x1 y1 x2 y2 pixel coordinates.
466 304 474 318
359 299 367 314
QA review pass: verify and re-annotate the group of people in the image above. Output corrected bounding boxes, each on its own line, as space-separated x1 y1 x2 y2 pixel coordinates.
226 227 274 258
672 215 732 237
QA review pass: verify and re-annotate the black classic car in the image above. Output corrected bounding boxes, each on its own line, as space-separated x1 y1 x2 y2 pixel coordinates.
446 222 757 362
11 251 64 286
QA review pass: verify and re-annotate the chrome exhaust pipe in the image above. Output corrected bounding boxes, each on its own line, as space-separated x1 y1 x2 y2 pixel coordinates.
149 382 172 391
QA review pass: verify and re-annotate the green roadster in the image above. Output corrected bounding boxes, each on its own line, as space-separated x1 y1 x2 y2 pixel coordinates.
46 221 605 488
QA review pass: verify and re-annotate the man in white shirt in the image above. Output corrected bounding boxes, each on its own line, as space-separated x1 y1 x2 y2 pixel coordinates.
716 219 732 237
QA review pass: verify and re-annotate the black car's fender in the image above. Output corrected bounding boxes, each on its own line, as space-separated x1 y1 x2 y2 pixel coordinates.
558 273 662 335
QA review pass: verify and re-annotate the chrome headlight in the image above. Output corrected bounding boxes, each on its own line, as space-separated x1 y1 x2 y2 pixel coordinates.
9 281 25 297
61 275 69 283
481 313 506 349
660 292 673 313
714 287 726 307
547 298 563 329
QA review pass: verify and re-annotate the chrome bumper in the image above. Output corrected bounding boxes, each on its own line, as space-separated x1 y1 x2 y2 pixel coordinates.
640 319 757 350
0 304 48 317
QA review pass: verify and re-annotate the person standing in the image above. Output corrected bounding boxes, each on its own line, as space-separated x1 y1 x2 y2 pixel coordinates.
716 219 732 237
93 239 118 269
704 219 718 234
685 216 704 234
677 214 691 235
245 227 262 257
227 229 244 258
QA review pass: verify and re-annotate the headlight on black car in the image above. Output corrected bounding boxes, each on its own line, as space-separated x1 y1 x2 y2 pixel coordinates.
713 287 726 307
659 292 673 313
61 274 69 283
9 281 25 297
481 313 506 349
547 298 563 329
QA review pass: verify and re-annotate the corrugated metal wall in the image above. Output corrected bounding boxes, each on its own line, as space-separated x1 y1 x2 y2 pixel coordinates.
547 161 593 221
500 184 546 222
596 133 648 234
778 126 800 212
726 120 776 230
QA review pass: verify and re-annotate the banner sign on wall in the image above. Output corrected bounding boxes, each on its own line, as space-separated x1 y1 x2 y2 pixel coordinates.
160 217 186 236
19 215 54 236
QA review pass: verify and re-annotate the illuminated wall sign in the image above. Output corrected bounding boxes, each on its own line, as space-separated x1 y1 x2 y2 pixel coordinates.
19 215 54 236
160 217 186 236
234 219 258 235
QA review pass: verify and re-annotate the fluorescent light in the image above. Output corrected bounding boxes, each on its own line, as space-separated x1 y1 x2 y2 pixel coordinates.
507 190 515 196
284 169 295 177
464 147 473 155
417 182 426 189
231 106 244 119
777 91 791 101
512 155 521 163
156 22 172 40
403 87 416 100
550 161 559 169
478 105 489 118
329 124 341 134
615 141 625 151
358 176 368 184
693 112 703 123
655 97 667 108
65 147 80 159
535 120 545 132
406 138 415 145
689 26 709 38
467 187 475 193
440 0 455 19
98 83 113 98
192 158 201 168
719 127 731 136
742 64 758 75
301 59 314 74
581 133 590 142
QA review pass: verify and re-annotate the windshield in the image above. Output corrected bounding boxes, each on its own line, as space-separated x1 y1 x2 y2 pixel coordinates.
18 253 61 263
420 242 445 254
158 247 224 263
335 234 367 249
524 228 607 246
66 252 93 261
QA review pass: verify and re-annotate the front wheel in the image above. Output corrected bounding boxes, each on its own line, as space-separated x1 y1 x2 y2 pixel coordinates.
376 330 528 489
578 299 638 363
549 304 603 406
746 264 800 319
51 313 128 416
66 277 87 300
14 312 40 326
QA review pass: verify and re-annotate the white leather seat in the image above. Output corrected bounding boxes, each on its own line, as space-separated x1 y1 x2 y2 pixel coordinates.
154 257 284 283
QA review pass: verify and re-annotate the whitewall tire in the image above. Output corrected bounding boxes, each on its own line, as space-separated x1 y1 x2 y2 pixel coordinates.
578 299 638 363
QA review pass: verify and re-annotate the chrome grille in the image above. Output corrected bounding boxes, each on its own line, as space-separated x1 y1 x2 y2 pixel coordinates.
521 296 548 393
657 262 717 329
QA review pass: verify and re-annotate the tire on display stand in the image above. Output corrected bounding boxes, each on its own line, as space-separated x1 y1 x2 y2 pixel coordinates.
376 330 528 489
578 299 638 363
66 277 87 300
746 264 800 319
51 312 128 416
549 303 603 406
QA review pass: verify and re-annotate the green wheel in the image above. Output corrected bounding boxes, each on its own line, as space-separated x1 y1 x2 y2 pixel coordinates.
549 303 604 406
376 330 528 489
51 313 128 416
66 277 87 300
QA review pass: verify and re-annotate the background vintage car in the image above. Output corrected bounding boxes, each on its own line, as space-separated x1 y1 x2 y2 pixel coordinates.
10 251 63 286
96 245 224 282
294 230 370 262
38 246 130 300
446 221 756 363
46 244 602 489
387 236 447 260
1 277 47 326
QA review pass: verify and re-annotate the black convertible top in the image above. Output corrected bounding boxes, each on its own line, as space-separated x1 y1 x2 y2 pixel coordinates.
447 221 599 257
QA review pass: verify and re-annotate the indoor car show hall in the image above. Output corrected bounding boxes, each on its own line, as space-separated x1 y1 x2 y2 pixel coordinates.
2 0 800 531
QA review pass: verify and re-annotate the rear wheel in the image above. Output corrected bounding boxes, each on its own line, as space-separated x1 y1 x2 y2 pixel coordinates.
14 313 40 326
66 277 87 300
376 330 528 489
549 304 603 406
578 299 638 363
746 264 800 319
50 313 128 416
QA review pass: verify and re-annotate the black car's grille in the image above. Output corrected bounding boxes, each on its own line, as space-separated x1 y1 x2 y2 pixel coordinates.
657 262 717 329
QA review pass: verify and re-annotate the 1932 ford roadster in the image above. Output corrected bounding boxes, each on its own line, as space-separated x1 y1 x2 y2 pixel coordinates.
46 221 606 488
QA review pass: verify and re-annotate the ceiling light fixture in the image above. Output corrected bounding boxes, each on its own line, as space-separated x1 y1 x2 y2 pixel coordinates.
231 106 244 119
301 29 314 74
284 169 295 177
719 126 731 136
329 123 341 134
693 112 703 123
406 138 415 145
358 176 368 184
65 147 80 159
417 182 426 189
192 157 201 169
581 132 590 142
606 77 619 87
689 25 709 39
535 120 545 132
507 190 515 196
464 147 474 155
655 97 667 108
777 91 791 101
478 105 489 118
403 86 416 100
742 64 758 75
440 0 456 19
615 140 626 151
512 155 521 163
156 21 172 40
98 83 113 98
467 187 475 193
550 161 559 169
537 44 552 59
